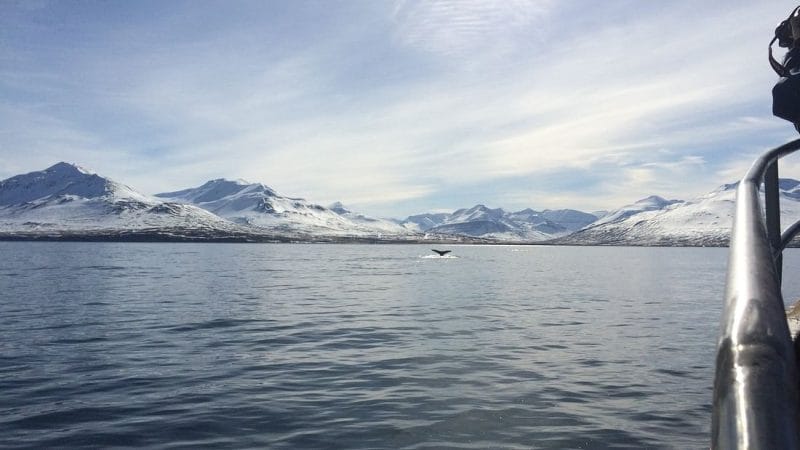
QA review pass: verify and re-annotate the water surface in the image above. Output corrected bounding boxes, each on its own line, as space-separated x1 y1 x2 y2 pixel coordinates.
3 243 797 449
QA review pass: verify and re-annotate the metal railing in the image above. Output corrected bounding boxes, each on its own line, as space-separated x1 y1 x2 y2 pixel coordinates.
713 138 800 449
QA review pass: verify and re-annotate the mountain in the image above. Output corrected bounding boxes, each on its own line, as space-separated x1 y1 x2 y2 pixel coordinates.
0 163 250 239
156 180 414 238
401 212 451 231
589 196 684 227
326 202 409 234
399 205 598 241
9 162 787 246
557 180 800 246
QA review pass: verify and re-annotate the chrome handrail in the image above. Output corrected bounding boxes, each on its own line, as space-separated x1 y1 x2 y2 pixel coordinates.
713 138 800 449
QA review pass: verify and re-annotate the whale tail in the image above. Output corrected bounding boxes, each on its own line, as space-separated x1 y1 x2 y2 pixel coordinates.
431 249 451 256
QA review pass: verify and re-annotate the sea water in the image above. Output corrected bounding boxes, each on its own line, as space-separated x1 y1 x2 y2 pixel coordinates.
3 242 799 449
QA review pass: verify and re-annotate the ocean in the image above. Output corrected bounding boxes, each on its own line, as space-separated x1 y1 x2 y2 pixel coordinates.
3 242 798 449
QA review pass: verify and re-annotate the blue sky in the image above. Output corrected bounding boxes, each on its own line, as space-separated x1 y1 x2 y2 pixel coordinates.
2 0 800 217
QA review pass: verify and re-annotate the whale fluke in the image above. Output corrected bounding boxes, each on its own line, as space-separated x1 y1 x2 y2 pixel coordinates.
431 249 451 256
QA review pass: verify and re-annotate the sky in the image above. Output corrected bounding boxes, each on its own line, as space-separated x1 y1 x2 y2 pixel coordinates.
2 0 800 218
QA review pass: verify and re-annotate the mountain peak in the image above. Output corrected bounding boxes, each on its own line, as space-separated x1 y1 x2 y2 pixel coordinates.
45 162 92 176
636 195 666 204
329 202 351 214
207 178 250 186
465 204 505 214
634 195 681 208
157 177 278 204
0 162 144 206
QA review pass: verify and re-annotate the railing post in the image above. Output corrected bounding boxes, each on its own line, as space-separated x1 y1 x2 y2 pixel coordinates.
765 161 782 282
713 139 800 448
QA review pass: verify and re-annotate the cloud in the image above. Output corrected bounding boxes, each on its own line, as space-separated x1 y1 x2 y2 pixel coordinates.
4 1 800 218
716 141 800 187
0 103 109 178
392 0 553 59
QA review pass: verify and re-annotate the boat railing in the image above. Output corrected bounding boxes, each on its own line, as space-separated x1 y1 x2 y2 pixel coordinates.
713 138 800 449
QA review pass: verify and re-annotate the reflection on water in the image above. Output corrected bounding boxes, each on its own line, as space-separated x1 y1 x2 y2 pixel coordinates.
2 243 786 448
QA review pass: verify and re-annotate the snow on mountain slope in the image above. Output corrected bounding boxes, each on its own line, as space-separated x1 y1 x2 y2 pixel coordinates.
0 163 242 234
540 209 603 232
15 162 781 246
399 212 450 232
156 179 414 237
0 162 150 205
590 195 684 227
399 204 598 241
327 202 409 234
559 180 800 246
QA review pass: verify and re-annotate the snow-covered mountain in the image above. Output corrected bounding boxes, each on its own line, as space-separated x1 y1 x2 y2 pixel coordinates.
8 161 790 246
399 205 598 241
558 180 800 246
327 202 409 235
401 212 451 231
589 196 684 227
0 163 246 238
156 179 414 238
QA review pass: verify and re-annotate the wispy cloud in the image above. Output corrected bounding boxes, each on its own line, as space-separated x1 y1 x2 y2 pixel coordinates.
392 0 553 59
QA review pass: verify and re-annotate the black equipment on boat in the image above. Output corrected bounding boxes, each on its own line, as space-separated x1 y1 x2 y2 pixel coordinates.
771 6 800 132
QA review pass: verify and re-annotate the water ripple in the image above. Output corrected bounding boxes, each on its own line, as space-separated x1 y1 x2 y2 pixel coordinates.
0 243 732 449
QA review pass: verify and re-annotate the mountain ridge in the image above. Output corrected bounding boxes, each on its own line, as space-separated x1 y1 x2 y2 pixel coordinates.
399 205 598 241
4 161 798 246
556 179 800 246
155 179 414 238
0 163 254 238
